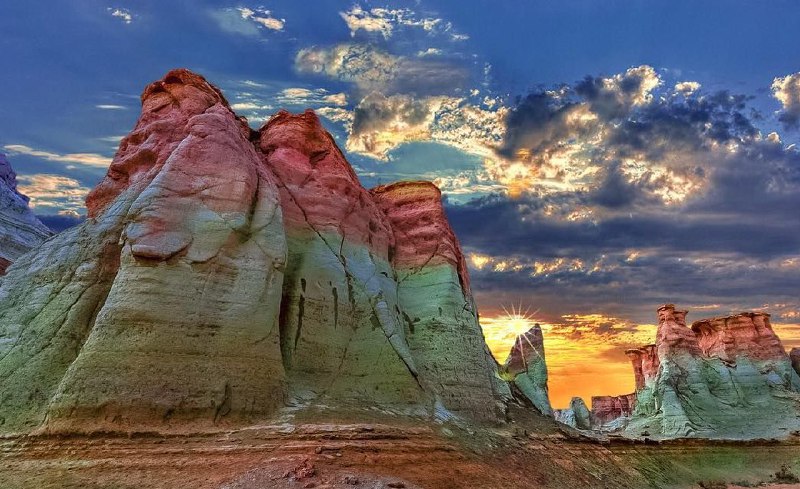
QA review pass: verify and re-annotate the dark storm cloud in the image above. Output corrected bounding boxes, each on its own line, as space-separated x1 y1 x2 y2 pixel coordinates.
37 214 85 233
449 70 800 323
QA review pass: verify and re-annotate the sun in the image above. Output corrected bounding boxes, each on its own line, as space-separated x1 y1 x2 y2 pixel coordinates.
501 303 539 336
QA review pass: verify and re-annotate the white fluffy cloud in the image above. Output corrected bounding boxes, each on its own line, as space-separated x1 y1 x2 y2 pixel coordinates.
212 7 284 36
16 174 91 214
107 7 132 24
339 5 463 40
3 144 111 169
236 7 284 31
674 81 701 96
772 72 800 128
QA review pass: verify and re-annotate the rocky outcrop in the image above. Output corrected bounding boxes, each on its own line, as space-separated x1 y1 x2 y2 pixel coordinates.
0 69 509 434
591 394 635 427
791 348 800 377
0 153 51 274
623 304 800 439
554 397 591 430
500 323 551 415
625 345 659 391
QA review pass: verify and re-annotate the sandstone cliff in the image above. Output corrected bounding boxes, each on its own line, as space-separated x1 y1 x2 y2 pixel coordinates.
591 394 635 427
0 154 51 274
623 304 800 439
0 69 510 434
501 323 552 415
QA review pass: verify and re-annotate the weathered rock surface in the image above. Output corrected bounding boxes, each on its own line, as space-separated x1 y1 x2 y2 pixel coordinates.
0 153 51 274
625 344 659 391
554 397 591 430
591 394 635 427
500 323 551 415
0 69 509 434
623 304 800 439
791 348 800 377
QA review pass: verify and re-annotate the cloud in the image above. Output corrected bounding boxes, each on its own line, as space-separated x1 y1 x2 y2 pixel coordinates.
3 144 111 168
339 5 464 40
211 7 284 36
674 81 701 96
294 43 469 96
95 104 127 110
343 92 507 164
772 72 800 129
16 174 91 215
275 88 347 107
236 7 284 31
107 7 132 24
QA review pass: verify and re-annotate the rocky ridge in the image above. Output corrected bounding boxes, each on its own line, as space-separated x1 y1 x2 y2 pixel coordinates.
0 69 511 434
582 304 800 439
0 153 51 274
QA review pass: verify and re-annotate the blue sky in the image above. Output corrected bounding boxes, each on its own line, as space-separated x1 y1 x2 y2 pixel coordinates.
2 1 800 366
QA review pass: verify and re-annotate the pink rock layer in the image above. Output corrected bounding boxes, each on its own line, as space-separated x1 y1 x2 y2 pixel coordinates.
257 110 395 258
371 181 471 289
691 312 787 363
655 304 702 357
591 394 636 425
624 345 659 391
86 69 247 219
626 304 794 390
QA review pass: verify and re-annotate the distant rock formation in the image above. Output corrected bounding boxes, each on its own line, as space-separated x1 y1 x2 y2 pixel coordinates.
501 323 552 415
591 394 635 427
554 397 591 430
622 304 800 439
0 153 51 274
0 69 510 434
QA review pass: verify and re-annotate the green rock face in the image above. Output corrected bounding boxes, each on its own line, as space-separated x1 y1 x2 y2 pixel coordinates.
501 324 551 416
554 397 591 430
0 70 512 434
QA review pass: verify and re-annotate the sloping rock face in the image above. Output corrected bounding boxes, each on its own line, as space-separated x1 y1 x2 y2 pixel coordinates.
0 70 509 434
624 304 800 439
554 397 591 430
0 154 51 274
591 394 635 427
791 348 800 377
500 323 551 415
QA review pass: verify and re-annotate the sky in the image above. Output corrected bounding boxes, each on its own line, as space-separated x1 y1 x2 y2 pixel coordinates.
2 1 800 408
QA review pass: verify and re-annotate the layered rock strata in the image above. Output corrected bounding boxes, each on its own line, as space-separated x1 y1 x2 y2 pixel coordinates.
591 394 635 427
0 154 51 274
0 69 509 434
623 304 800 439
500 323 551 415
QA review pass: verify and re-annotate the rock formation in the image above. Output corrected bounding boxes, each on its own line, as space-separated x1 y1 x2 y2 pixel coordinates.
622 304 800 439
0 69 509 434
554 397 591 430
591 394 635 427
0 154 51 274
501 323 551 415
791 348 800 377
